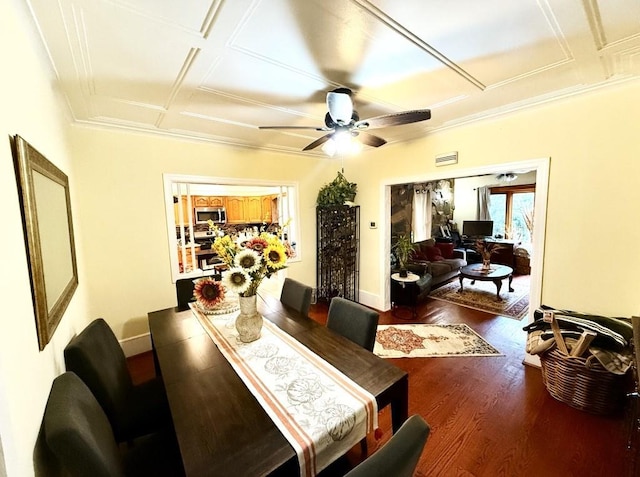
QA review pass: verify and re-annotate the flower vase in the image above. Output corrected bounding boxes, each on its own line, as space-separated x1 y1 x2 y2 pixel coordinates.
235 295 262 343
481 258 491 271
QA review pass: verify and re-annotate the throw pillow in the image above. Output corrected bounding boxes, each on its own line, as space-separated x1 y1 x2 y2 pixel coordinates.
425 245 444 261
437 242 455 259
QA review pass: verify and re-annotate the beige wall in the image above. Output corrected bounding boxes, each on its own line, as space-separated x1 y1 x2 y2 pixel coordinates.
346 80 640 316
0 1 91 475
70 127 329 339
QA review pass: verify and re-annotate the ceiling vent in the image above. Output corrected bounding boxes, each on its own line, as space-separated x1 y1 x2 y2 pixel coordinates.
435 151 458 166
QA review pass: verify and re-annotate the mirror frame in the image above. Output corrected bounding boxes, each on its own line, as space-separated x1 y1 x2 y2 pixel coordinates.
12 135 78 350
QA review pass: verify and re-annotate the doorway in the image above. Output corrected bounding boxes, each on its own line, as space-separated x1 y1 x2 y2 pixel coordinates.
381 157 549 362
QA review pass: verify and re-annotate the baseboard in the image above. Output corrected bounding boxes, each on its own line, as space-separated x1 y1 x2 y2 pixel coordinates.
358 289 385 311
120 332 152 357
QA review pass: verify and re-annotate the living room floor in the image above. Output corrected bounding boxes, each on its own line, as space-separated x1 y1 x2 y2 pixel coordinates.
129 292 635 476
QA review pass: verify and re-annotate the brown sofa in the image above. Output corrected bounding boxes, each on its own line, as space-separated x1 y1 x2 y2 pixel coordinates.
407 239 467 288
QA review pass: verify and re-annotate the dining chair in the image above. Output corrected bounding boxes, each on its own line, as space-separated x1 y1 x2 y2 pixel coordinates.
176 271 222 310
343 414 430 477
44 372 184 477
64 318 171 443
326 297 379 352
280 277 313 317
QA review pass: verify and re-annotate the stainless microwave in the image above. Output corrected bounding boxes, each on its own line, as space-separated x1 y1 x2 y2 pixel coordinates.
194 207 226 225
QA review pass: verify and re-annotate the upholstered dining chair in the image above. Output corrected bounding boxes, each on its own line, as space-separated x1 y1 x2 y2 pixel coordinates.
280 277 313 317
64 318 171 443
343 414 430 477
326 297 379 352
44 372 184 477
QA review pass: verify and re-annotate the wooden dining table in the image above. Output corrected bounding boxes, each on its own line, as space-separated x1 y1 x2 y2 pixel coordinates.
148 294 408 477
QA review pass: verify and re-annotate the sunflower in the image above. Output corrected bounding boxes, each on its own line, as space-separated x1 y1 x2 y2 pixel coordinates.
264 244 287 269
234 249 262 274
193 278 225 309
245 237 269 253
222 268 251 294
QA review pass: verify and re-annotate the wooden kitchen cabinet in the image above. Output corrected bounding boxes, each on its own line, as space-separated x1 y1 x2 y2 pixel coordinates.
262 195 274 222
226 196 245 223
193 196 209 207
173 197 190 225
193 196 225 208
245 196 262 222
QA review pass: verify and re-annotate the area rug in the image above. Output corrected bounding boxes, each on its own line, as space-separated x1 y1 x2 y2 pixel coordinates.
428 276 530 320
373 324 502 358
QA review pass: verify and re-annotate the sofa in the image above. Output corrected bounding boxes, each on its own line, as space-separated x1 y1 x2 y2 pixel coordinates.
406 239 467 288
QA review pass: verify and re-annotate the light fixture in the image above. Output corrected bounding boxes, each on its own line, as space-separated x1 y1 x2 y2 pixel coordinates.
497 172 518 182
321 131 361 157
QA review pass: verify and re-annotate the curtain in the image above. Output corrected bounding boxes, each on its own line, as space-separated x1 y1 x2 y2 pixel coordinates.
477 186 491 220
412 186 431 242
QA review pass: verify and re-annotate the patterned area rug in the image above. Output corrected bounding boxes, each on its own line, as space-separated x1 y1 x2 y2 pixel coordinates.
373 324 502 358
428 275 530 320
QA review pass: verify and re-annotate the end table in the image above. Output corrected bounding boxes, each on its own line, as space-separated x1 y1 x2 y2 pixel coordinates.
391 272 421 319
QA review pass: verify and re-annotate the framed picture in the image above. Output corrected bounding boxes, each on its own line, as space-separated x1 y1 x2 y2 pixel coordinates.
12 135 78 350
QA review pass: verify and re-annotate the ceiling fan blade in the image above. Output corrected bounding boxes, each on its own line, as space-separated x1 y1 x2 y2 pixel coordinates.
258 125 329 131
356 109 431 130
357 132 387 148
302 133 333 151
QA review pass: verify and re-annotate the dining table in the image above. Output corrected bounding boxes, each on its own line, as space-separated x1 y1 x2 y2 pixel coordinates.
147 294 409 477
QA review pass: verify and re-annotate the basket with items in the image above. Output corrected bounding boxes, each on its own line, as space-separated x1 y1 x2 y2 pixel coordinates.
524 306 634 415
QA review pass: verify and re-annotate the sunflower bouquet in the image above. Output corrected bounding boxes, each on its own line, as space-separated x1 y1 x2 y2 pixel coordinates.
212 233 289 297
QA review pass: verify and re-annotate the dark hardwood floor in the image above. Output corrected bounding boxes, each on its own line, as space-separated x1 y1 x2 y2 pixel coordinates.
130 291 636 476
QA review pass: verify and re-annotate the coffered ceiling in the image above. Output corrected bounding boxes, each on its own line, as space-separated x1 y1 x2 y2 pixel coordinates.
25 0 640 156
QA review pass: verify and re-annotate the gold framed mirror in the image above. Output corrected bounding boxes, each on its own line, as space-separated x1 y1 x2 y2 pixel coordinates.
12 135 78 350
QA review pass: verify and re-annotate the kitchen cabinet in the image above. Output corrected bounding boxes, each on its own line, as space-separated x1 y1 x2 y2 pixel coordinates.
173 197 190 225
245 196 262 222
226 195 277 223
262 195 276 222
193 196 225 208
226 197 246 224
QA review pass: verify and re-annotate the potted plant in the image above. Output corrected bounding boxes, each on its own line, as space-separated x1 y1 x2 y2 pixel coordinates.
316 171 357 208
393 234 415 277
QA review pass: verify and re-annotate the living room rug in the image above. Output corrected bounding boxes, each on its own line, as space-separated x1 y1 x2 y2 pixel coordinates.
428 275 530 320
373 324 502 358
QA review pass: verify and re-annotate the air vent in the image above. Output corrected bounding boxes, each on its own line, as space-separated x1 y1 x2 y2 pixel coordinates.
435 151 458 166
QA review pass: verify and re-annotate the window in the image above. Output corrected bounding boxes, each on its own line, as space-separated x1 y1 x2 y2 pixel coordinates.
489 185 535 243
164 174 300 281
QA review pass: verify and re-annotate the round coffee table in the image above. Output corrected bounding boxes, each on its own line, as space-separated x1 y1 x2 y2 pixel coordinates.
458 263 514 301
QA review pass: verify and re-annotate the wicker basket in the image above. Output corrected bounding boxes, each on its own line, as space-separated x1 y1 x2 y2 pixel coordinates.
540 348 627 415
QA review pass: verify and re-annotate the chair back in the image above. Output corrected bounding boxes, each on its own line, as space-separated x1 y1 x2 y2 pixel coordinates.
280 278 313 317
44 372 125 477
344 414 430 477
326 297 379 351
64 318 133 438
176 272 222 310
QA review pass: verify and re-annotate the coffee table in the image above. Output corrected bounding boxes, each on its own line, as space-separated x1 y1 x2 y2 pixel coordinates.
458 263 514 301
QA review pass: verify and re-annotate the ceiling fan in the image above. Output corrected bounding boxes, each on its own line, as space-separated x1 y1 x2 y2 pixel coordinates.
259 88 431 152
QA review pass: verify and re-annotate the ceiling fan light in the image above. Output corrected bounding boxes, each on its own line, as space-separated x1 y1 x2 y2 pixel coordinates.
322 139 337 157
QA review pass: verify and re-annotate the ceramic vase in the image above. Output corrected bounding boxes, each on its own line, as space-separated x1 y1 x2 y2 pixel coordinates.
481 258 491 271
235 295 262 342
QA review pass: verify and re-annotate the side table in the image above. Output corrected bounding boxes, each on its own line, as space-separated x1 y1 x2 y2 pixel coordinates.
391 272 421 319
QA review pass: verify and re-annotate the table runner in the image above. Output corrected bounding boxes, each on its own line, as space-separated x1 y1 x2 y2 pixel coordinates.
189 303 378 477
